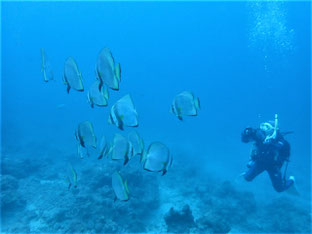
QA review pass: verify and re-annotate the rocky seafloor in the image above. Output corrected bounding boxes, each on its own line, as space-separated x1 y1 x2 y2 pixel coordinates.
1 148 311 234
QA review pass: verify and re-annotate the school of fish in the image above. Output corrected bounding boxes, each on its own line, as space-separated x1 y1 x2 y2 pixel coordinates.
41 47 201 201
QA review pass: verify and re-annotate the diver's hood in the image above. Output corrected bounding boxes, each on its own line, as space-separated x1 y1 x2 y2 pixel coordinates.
260 121 275 136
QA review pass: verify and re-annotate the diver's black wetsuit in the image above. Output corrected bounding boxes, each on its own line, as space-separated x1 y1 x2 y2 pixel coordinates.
241 128 293 192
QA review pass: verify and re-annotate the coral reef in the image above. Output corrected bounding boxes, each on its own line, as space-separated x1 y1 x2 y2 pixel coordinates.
197 215 231 233
212 181 257 224
260 197 311 233
1 174 26 212
1 174 27 230
0 154 310 233
164 204 196 233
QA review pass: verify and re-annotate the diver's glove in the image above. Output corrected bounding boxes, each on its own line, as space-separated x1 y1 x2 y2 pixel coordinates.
247 160 255 168
241 127 255 143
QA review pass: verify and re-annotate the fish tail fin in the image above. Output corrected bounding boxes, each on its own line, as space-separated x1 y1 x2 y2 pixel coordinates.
87 92 91 106
140 150 147 163
115 63 121 82
108 115 113 125
113 78 119 90
103 86 109 100
140 138 144 151
67 85 70 94
42 69 48 82
107 144 113 156
66 176 72 190
70 164 77 188
195 97 200 110
88 97 94 108
77 144 83 159
169 156 173 168
124 179 130 194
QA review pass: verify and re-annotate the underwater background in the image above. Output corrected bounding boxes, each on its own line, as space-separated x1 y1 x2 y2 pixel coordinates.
1 1 311 233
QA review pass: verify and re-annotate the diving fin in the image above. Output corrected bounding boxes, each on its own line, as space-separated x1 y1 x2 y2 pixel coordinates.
281 131 294 136
234 172 246 184
286 176 300 196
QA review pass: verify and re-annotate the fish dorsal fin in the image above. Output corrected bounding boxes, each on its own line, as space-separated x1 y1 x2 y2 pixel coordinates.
180 91 193 98
118 94 135 109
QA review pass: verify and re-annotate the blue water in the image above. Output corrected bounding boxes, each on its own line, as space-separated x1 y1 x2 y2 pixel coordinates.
1 1 311 233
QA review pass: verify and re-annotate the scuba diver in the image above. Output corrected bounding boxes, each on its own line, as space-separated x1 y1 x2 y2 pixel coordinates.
241 114 298 193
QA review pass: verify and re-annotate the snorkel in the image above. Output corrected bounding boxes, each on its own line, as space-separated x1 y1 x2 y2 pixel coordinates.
263 114 278 143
